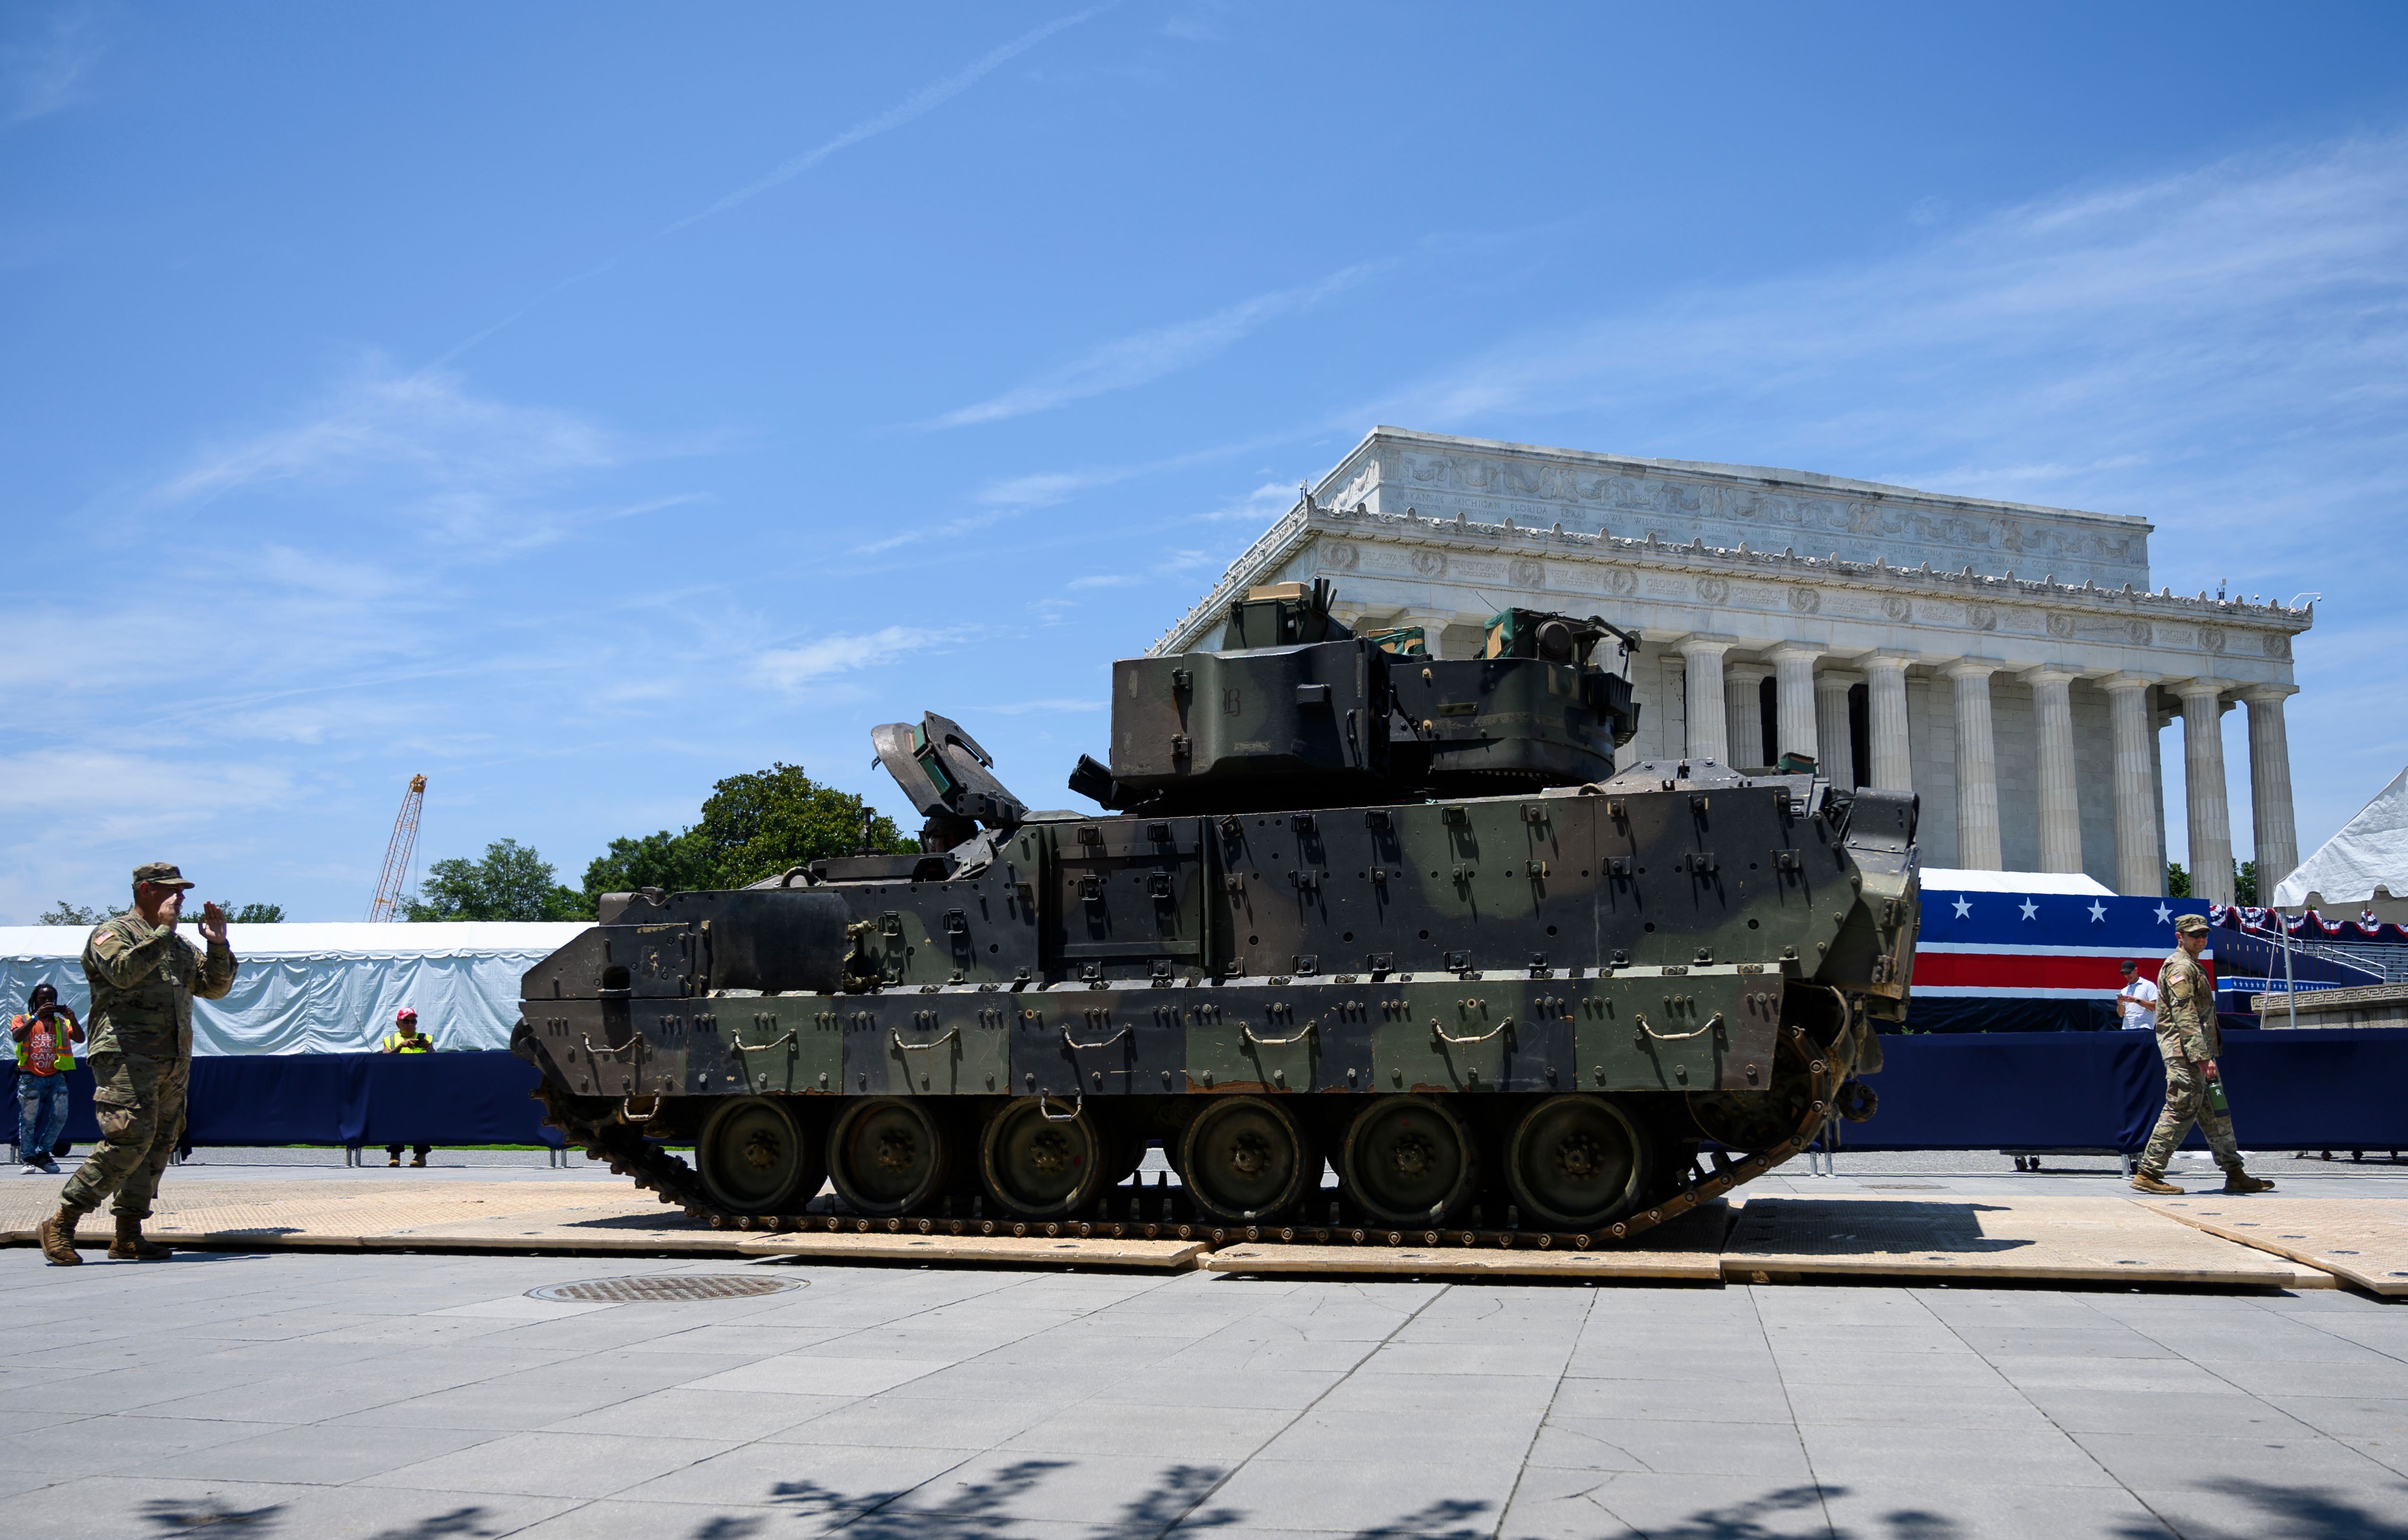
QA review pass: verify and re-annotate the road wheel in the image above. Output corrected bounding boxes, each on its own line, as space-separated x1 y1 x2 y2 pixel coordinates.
1180 1096 1316 1224
828 1098 952 1216
1340 1096 1478 1225
1503 1095 1649 1231
696 1098 821 1215
981 1097 1110 1220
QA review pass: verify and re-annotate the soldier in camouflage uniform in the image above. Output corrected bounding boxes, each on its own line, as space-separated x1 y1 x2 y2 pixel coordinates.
2131 913 2273 1196
37 863 238 1264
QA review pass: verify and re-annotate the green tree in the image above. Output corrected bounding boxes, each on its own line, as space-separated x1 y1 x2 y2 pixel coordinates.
690 762 909 887
407 839 585 921
38 900 106 926
580 828 714 912
2165 859 2254 903
581 763 910 902
228 902 285 924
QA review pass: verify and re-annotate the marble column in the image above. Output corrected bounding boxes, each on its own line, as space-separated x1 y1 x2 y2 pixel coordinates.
2243 684 2301 894
2022 666 2084 875
1676 637 1734 764
2178 678 2236 904
1724 662 1772 769
1942 660 2002 870
1768 643 1822 769
2103 675 2164 896
1815 668 1862 789
1863 652 1914 792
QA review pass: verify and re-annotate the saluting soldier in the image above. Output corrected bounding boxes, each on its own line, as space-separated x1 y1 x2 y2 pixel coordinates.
2131 913 2274 1196
37 863 238 1265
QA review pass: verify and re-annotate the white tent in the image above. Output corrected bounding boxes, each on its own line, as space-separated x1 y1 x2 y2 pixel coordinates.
0 922 586 1056
1921 867 2115 897
2274 763 2408 916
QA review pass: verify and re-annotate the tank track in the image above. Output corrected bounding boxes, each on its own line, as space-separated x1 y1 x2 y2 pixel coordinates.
532 1031 1842 1254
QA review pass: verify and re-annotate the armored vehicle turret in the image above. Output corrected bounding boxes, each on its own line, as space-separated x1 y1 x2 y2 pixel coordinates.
517 582 1917 1246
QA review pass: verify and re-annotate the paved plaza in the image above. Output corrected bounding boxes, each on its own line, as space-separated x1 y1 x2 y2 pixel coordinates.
2 1153 2404 1540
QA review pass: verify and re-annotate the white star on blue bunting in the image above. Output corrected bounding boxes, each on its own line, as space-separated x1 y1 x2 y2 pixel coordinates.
2154 903 2173 924
1951 897 1972 919
2018 899 2039 920
2088 901 2107 922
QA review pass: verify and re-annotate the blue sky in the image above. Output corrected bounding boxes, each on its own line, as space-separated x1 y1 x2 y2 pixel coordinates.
5 2 2405 921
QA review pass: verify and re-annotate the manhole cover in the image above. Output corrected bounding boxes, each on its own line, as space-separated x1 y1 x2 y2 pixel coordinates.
529 1275 803 1304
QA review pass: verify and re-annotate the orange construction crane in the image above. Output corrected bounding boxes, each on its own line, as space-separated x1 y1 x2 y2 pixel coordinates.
367 774 428 921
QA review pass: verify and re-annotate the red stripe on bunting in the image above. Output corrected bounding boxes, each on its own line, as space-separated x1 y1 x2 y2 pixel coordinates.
1912 954 2215 990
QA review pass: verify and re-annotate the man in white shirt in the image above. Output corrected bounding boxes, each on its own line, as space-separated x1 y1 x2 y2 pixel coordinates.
2115 960 2159 1030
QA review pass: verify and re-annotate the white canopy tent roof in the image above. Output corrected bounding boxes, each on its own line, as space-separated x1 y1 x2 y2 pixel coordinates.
0 922 586 1056
2275 764 2408 910
1920 868 2115 896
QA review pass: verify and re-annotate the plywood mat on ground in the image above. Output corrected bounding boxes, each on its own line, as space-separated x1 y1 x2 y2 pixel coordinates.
1724 1194 2330 1288
2138 1197 2408 1297
1203 1204 1731 1281
0 1179 741 1254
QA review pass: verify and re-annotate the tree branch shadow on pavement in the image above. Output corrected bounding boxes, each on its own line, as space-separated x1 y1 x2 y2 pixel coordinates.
2114 1480 2408 1540
127 1467 2408 1540
138 1500 503 1538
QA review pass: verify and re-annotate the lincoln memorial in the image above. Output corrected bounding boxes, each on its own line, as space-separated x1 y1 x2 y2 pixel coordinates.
1150 427 2311 903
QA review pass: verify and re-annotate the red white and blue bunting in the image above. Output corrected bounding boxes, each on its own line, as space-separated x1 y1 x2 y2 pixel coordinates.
2209 905 2408 943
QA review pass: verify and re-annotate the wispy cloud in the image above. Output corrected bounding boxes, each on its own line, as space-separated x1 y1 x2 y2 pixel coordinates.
1193 479 1300 523
665 6 1111 235
2 1 106 127
750 625 967 691
144 363 714 551
1359 131 2408 534
932 261 1387 429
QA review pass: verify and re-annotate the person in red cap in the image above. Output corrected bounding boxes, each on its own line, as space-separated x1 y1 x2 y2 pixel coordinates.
379 1007 434 1166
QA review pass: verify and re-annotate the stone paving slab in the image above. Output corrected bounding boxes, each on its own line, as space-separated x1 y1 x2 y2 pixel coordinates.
1722 1193 2334 1288
2138 1195 2408 1295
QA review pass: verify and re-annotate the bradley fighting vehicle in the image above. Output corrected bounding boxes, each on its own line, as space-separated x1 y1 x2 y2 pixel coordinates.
517 581 1919 1246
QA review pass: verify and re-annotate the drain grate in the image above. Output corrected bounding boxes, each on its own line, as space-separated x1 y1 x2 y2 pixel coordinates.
529 1275 803 1304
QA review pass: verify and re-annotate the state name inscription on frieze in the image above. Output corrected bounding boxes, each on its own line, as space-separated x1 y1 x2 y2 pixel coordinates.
1354 442 2151 585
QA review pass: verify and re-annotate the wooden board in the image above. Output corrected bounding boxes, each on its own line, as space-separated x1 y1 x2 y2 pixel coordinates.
1722 1193 2329 1288
1204 1204 1731 1280
737 1232 1207 1268
2137 1197 2408 1297
0 1179 746 1255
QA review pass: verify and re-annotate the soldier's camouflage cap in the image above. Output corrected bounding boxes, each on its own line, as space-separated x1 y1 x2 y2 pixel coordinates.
131 862 194 890
2173 913 2210 934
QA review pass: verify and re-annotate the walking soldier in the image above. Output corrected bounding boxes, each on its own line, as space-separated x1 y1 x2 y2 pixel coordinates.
2131 913 2273 1196
37 863 238 1264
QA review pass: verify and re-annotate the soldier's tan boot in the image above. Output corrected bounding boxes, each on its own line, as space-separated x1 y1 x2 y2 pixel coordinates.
37 1204 88 1266
108 1215 172 1261
2223 1168 2275 1194
2131 1170 2183 1195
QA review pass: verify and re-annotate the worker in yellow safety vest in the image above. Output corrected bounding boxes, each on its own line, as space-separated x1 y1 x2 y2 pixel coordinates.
379 1007 434 1166
13 983 84 1174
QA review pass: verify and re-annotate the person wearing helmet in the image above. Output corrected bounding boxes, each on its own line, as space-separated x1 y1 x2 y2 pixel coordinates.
379 1007 434 1167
